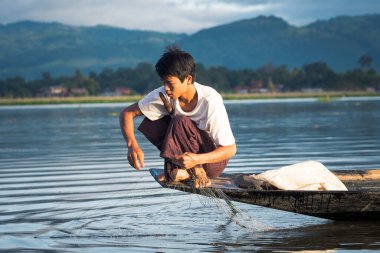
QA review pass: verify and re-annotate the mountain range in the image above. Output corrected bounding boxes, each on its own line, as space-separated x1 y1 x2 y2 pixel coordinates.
0 14 379 80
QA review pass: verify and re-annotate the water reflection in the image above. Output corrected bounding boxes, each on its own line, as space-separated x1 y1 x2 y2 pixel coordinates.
1 98 380 252
213 221 380 252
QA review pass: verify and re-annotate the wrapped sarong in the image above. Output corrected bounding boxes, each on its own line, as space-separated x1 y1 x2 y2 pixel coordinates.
138 115 228 181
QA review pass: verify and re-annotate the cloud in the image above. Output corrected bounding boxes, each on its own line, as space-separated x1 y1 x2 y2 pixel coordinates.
0 0 276 33
0 0 379 33
161 0 279 32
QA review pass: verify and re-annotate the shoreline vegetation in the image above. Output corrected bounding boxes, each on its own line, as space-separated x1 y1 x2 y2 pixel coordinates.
0 91 379 106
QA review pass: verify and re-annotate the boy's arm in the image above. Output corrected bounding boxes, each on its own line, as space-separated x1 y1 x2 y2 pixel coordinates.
194 143 236 165
119 102 145 170
172 143 237 169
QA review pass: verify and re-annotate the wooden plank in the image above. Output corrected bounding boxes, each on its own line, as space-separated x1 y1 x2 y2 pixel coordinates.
335 169 380 181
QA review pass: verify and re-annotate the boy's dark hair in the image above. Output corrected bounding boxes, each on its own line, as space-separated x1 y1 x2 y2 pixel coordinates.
155 45 196 83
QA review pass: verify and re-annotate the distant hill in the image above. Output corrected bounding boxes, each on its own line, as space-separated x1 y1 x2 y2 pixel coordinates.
0 21 185 79
179 15 380 72
0 14 379 79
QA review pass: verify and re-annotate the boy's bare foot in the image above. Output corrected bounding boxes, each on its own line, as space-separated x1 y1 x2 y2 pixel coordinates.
192 165 211 188
157 173 166 182
157 170 191 183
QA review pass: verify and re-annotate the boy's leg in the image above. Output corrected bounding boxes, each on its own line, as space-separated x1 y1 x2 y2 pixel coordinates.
137 116 171 150
138 115 229 183
160 116 228 182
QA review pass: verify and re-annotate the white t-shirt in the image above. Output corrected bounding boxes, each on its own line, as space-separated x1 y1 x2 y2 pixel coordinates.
138 82 235 147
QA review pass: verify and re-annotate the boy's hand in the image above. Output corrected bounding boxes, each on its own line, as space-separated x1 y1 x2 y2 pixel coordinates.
171 152 197 169
127 143 144 170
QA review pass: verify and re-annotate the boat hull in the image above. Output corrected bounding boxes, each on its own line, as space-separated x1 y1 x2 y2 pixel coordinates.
150 168 380 221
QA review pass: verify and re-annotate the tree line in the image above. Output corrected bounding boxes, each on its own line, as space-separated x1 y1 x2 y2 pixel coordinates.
1 59 379 98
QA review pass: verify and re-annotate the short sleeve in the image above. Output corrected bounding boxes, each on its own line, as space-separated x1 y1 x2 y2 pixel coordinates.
138 87 168 121
206 94 235 146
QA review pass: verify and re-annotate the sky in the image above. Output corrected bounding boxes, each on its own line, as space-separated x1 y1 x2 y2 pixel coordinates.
0 0 379 34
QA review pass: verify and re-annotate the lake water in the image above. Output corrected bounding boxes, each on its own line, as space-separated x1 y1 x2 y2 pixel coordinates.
1 97 380 252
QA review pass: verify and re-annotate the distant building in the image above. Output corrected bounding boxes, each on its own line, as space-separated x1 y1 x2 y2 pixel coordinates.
249 80 264 93
114 87 131 96
233 85 249 94
48 86 68 97
102 87 132 96
233 80 270 94
47 86 89 97
70 88 88 96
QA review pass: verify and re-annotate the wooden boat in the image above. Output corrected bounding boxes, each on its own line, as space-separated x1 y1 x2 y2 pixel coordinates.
150 168 380 221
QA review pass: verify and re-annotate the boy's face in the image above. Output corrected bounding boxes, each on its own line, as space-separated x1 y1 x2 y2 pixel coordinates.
162 75 191 100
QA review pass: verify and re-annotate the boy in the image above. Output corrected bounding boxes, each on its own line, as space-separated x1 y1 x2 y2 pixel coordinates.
119 46 236 188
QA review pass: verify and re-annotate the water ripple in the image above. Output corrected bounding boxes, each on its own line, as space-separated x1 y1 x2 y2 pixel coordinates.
1 99 380 252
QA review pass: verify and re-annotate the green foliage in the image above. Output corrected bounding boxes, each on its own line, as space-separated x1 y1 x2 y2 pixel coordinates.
358 54 373 69
1 62 379 98
0 76 31 97
294 62 338 90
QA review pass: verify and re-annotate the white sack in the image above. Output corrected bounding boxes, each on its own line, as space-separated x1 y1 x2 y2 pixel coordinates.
252 161 348 191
